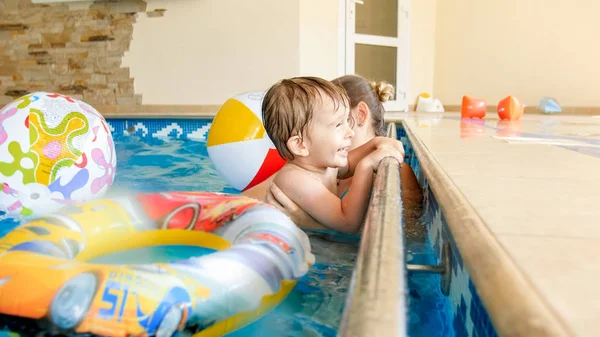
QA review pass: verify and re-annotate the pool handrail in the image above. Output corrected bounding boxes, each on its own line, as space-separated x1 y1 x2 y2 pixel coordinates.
337 122 407 337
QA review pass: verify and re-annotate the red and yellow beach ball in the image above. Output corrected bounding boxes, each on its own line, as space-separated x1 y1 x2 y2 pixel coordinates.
207 92 286 191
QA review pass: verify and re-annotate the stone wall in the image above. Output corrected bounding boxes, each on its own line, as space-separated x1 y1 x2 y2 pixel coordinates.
0 0 160 107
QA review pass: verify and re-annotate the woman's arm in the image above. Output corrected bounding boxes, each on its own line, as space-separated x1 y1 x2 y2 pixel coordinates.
273 167 372 233
273 147 403 233
270 163 424 229
266 183 327 229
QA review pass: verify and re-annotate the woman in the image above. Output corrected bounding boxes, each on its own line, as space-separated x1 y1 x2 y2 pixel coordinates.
243 74 423 230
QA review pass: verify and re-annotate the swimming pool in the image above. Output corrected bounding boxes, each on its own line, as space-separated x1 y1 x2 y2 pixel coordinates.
108 126 454 336
0 118 457 336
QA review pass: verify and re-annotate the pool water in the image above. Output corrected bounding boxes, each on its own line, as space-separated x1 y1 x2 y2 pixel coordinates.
0 135 453 336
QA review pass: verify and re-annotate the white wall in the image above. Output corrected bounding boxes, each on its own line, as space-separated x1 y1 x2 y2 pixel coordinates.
434 0 600 106
123 0 434 107
123 0 300 105
409 0 437 102
298 0 340 80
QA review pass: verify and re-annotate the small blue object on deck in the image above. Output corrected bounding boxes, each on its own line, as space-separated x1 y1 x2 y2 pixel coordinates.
538 97 562 114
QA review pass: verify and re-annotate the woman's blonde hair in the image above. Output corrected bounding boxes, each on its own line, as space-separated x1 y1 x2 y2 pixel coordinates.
332 75 394 136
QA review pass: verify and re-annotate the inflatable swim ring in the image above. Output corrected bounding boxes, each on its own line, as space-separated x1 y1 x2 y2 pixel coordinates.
0 192 314 337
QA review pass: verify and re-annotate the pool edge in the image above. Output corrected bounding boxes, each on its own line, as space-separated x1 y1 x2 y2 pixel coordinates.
402 120 574 337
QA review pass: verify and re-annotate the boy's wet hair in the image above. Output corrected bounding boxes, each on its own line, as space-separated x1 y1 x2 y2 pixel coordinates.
262 76 349 160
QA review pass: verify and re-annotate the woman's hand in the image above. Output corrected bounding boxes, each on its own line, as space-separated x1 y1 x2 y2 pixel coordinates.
266 182 324 229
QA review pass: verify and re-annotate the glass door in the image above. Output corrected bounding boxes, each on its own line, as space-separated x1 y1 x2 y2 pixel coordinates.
345 0 411 112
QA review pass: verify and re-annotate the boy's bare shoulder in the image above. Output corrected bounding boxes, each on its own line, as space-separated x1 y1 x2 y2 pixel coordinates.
274 164 323 192
275 164 312 183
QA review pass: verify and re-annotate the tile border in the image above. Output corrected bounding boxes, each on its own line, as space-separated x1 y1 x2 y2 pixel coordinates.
105 118 213 141
402 120 574 337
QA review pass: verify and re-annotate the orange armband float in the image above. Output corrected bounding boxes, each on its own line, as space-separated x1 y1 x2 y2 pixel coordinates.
461 95 487 119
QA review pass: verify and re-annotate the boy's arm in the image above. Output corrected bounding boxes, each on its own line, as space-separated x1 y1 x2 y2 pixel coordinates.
337 139 376 179
338 137 405 179
275 162 375 233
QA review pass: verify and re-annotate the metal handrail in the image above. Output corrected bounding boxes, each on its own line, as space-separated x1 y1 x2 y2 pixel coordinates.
338 122 407 337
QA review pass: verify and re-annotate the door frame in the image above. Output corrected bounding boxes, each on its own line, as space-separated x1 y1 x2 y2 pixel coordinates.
338 0 411 112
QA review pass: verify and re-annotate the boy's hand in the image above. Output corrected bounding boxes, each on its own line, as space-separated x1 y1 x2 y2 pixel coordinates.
363 145 404 172
340 136 405 179
372 136 405 157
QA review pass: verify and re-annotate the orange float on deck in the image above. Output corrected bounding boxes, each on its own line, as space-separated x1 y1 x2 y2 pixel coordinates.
461 96 487 119
497 95 524 121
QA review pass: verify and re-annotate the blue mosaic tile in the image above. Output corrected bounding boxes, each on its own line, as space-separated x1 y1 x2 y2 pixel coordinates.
107 119 127 136
454 297 469 337
401 123 498 337
396 126 414 165
105 118 213 141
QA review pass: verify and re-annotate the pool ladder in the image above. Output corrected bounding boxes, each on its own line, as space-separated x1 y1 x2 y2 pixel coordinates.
338 122 453 337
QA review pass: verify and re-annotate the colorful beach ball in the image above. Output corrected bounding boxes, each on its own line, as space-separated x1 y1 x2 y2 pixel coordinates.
207 91 286 191
0 92 116 218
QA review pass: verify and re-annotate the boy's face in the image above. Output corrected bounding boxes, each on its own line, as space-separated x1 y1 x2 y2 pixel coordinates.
304 95 354 168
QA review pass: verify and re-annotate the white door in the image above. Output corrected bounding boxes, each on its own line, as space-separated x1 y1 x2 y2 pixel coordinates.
343 0 411 112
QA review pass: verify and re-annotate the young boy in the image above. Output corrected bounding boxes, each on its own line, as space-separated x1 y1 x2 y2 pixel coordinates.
262 77 404 234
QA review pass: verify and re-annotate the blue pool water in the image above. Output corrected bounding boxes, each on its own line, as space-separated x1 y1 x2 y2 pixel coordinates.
0 134 453 336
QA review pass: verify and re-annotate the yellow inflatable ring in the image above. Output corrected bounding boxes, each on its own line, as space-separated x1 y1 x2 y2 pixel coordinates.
0 192 314 337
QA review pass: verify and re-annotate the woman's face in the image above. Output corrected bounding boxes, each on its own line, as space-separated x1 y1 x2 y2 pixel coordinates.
348 104 376 151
